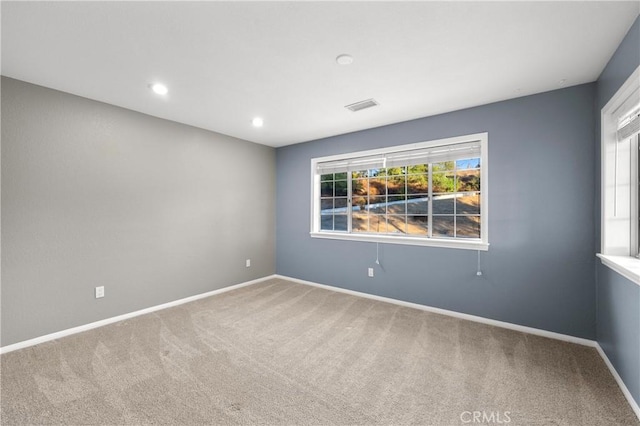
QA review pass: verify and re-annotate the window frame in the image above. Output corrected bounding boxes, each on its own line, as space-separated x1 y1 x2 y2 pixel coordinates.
310 133 489 251
598 64 640 286
633 133 639 258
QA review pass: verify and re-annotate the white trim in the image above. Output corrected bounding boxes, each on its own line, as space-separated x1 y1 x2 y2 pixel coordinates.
632 135 639 257
596 343 640 421
601 65 640 256
597 253 640 287
0 275 276 354
310 231 489 251
274 274 595 347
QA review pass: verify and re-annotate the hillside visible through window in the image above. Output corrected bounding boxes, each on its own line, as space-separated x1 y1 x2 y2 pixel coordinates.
320 158 481 239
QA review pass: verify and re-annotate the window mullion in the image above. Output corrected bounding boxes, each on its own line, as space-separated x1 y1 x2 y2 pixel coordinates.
384 175 389 234
428 164 433 238
404 168 408 234
333 175 337 231
347 171 353 233
454 160 457 238
633 135 640 257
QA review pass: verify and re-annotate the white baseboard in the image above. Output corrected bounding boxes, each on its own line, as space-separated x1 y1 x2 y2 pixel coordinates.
275 274 597 347
0 275 277 355
596 344 640 421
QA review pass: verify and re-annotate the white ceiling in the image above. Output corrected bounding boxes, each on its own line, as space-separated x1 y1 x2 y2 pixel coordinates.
2 2 638 147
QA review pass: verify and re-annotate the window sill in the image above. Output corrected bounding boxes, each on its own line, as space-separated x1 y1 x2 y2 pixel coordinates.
597 254 640 287
310 231 489 251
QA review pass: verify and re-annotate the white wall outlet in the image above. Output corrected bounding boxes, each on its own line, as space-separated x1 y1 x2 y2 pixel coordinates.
95 286 105 299
246 259 251 268
368 268 374 277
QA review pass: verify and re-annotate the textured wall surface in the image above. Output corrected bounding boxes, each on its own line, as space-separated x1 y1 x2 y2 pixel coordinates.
595 16 640 408
276 83 596 339
1 77 276 346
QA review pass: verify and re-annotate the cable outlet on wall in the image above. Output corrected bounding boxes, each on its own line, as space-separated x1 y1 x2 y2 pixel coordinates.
95 286 105 299
368 268 374 278
246 259 251 268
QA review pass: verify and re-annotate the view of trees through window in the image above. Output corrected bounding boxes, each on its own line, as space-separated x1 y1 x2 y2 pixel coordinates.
320 158 481 239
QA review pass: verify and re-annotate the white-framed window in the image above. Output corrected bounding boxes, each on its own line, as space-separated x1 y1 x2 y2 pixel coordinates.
310 133 488 251
599 65 640 286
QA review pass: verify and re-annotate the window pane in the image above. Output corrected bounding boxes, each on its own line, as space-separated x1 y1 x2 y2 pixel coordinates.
353 179 368 196
456 193 480 215
433 216 454 237
433 161 455 172
387 215 407 234
320 214 333 230
407 215 429 235
335 181 348 197
369 214 388 233
407 164 428 174
369 196 387 214
321 182 333 197
407 174 428 194
386 166 405 176
432 195 454 214
456 158 480 170
334 197 348 210
407 196 428 214
335 172 347 180
334 215 348 231
457 169 480 192
321 199 333 211
352 211 369 232
321 173 333 182
353 212 390 234
432 172 455 192
388 205 406 215
369 177 386 196
388 195 406 215
388 175 406 194
456 216 481 238
353 196 368 211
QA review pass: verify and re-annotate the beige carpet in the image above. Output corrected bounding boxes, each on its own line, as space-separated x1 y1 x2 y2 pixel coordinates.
1 278 638 425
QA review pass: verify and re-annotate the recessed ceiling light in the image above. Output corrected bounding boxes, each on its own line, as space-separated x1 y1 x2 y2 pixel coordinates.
336 54 354 65
252 117 264 127
150 83 168 95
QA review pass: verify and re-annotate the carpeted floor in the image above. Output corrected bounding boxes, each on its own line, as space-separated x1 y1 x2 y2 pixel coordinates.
1 278 638 425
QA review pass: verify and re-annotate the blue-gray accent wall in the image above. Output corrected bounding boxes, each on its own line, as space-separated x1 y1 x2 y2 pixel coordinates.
276 83 596 340
595 16 640 408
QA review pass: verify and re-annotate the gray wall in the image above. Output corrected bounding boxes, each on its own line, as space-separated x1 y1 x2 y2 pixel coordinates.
597 266 639 406
276 83 596 340
1 77 276 347
595 16 640 407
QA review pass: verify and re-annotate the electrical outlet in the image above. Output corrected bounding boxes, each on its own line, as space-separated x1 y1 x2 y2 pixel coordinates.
246 259 251 268
368 268 374 277
95 286 105 299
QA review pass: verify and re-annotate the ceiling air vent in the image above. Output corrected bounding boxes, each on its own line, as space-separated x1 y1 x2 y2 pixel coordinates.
345 98 379 112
